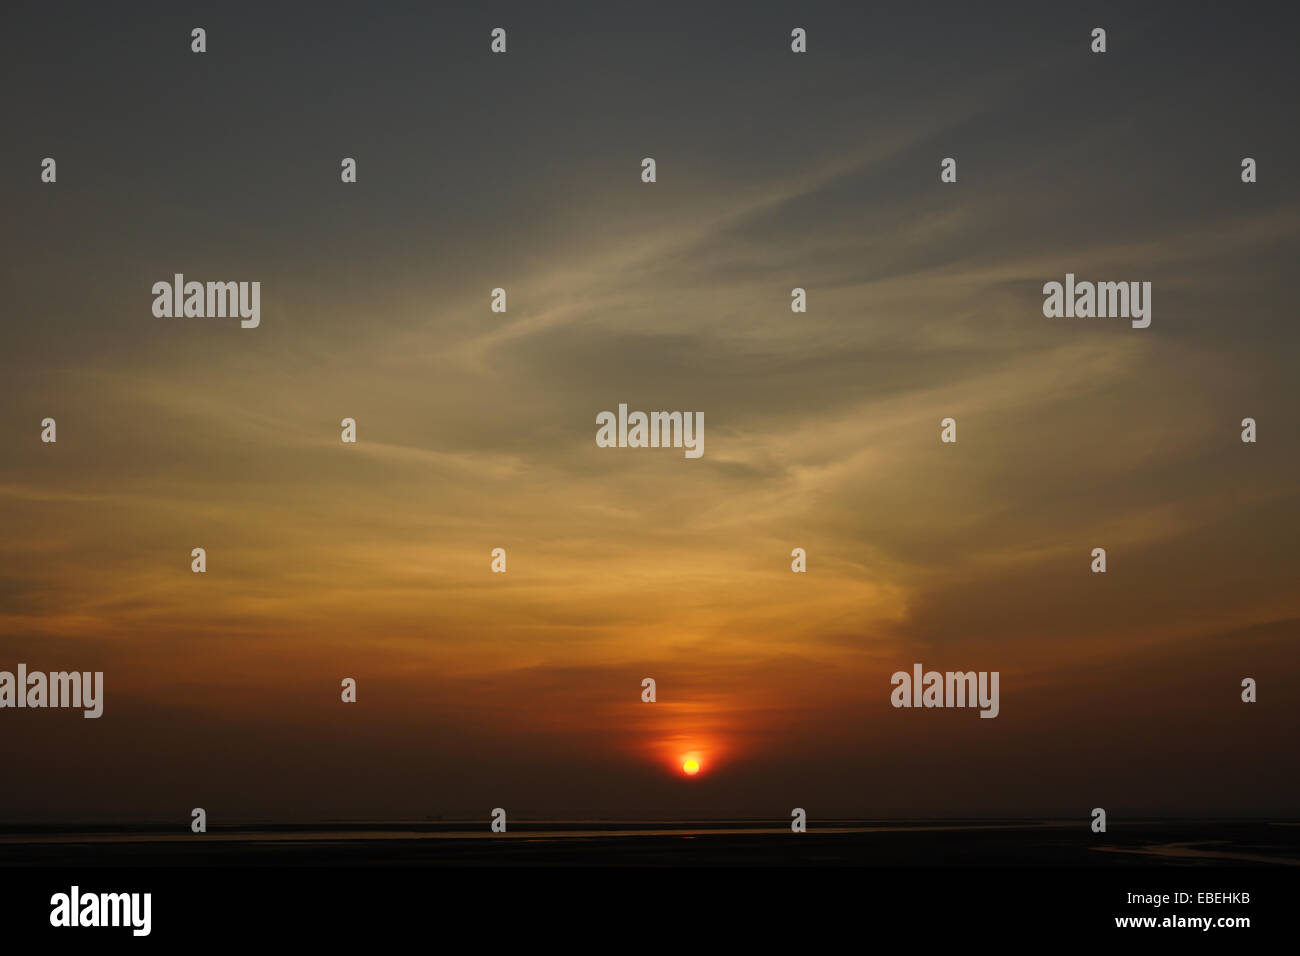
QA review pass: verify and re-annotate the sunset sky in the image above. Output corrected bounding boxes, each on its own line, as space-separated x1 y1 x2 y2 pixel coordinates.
2 2 1298 822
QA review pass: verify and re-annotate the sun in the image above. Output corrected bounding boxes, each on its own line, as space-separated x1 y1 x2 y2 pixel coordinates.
681 758 700 775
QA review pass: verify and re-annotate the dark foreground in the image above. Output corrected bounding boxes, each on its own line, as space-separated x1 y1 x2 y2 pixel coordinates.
1 820 1292 942
1 818 1297 866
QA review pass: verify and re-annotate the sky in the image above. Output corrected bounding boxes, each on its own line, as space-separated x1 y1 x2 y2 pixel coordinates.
1 1 1298 822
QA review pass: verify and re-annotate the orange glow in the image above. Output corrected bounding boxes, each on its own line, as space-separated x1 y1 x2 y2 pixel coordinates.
651 738 722 778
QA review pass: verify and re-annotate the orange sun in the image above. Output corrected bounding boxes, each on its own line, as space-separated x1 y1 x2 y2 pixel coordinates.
682 758 700 775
